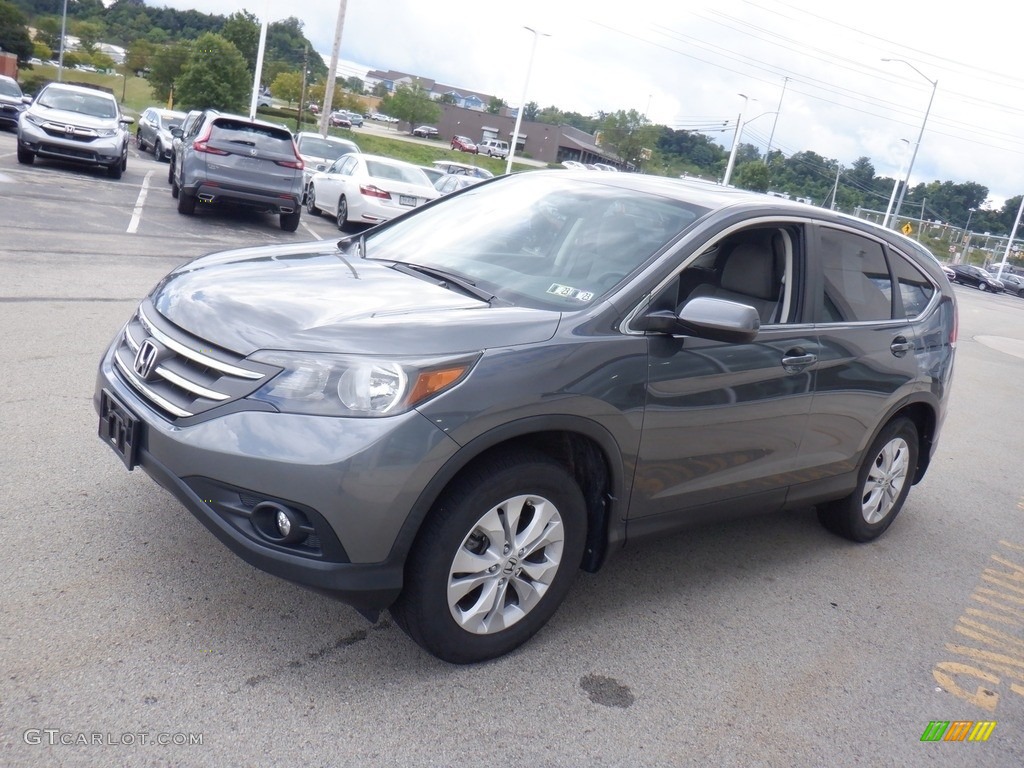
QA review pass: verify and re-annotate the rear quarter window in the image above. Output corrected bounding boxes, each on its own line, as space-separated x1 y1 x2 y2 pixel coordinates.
889 250 936 318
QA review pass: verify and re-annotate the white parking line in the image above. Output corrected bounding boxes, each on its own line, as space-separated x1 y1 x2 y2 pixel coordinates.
127 171 154 234
301 221 323 240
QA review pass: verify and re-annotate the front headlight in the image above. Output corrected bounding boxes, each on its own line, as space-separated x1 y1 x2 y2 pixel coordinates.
95 127 118 137
247 351 478 416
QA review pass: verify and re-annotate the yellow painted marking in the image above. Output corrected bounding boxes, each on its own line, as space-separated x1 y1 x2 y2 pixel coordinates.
968 721 997 741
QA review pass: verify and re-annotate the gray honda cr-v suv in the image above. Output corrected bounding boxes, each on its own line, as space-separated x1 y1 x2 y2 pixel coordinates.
96 172 956 663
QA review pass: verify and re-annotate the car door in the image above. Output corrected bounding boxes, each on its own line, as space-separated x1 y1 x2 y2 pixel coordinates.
316 155 358 217
788 223 925 494
629 221 819 526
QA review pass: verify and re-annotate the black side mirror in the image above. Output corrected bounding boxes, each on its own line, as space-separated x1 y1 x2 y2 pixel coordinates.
637 297 760 344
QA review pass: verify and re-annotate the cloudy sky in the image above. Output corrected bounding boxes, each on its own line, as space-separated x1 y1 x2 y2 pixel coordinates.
157 0 1024 210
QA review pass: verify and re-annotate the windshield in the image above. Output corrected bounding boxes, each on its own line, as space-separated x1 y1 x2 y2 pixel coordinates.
38 88 116 118
298 136 356 161
364 173 706 310
0 79 22 98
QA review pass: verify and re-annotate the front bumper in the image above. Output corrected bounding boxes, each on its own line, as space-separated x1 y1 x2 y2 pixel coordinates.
95 343 461 610
18 120 123 167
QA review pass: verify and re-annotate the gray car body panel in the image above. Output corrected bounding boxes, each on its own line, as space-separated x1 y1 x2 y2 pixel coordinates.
95 172 956 612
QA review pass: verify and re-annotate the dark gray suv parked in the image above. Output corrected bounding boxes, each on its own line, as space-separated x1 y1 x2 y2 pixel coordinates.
96 172 957 663
170 110 304 231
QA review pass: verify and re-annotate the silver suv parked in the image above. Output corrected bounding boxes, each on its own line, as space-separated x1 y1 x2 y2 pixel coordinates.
96 172 957 663
17 82 133 178
170 110 304 231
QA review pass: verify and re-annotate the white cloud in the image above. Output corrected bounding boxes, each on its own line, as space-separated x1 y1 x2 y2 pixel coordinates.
154 0 1024 207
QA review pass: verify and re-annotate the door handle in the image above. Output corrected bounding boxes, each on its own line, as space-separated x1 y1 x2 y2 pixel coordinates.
890 336 913 357
781 348 817 373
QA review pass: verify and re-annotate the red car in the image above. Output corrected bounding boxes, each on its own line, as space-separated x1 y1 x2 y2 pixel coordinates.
450 135 478 154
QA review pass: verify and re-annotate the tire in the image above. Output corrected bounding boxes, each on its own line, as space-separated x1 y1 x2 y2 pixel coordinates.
978 282 987 291
280 208 301 232
167 159 175 185
390 449 587 664
336 195 348 230
306 185 320 216
154 140 164 161
177 187 195 214
817 417 919 543
170 175 179 198
16 144 34 165
136 132 145 151
107 159 123 179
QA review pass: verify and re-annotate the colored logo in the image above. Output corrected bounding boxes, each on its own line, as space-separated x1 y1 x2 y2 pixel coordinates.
920 721 996 742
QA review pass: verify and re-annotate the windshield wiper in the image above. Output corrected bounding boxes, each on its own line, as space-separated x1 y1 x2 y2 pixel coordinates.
390 262 501 305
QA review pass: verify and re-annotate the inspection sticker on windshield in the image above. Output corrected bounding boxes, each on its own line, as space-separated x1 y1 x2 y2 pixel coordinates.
547 283 595 302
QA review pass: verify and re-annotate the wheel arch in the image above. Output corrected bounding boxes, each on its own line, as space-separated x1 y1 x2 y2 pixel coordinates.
873 396 938 485
391 416 629 577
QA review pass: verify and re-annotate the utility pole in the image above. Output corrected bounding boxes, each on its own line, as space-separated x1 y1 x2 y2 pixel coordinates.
320 0 348 135
297 45 308 132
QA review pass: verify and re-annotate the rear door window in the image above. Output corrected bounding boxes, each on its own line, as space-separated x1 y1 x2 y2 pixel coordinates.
209 119 294 158
818 228 893 322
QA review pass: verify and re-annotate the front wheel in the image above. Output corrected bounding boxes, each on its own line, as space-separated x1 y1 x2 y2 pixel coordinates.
107 158 123 179
391 450 587 664
817 417 919 542
978 282 988 291
16 144 34 165
154 140 164 161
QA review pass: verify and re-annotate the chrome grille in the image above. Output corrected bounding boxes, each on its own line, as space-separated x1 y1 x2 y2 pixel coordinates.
113 301 275 419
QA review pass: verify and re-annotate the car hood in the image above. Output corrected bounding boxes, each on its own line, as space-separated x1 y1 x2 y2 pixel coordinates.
150 240 560 356
28 104 118 129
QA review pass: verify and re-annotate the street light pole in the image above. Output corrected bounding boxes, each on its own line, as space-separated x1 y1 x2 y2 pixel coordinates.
764 76 788 165
505 26 549 175
883 58 937 228
722 93 751 187
882 138 911 228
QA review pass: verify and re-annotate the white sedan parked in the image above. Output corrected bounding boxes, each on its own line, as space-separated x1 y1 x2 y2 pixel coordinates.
305 153 440 230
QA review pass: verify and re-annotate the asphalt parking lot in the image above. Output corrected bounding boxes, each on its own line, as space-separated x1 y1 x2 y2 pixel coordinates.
1 128 1022 766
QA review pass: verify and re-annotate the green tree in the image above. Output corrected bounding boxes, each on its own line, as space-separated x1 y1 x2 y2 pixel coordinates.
733 161 770 193
71 19 105 54
387 83 440 129
598 109 657 168
486 96 506 114
523 100 540 121
125 38 154 73
270 70 302 105
33 15 62 52
174 33 250 112
344 75 363 93
221 10 259 74
0 0 33 65
33 40 53 61
148 41 190 104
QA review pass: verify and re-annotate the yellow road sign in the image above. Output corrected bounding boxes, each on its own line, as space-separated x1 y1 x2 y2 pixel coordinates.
902 222 913 235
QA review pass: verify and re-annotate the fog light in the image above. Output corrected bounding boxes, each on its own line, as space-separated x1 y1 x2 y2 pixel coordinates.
252 501 308 545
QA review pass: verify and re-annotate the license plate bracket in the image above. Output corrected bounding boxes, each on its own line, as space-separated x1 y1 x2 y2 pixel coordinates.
399 195 416 207
98 389 140 470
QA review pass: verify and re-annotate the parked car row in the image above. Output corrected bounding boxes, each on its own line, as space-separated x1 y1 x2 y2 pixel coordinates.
949 264 1005 293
